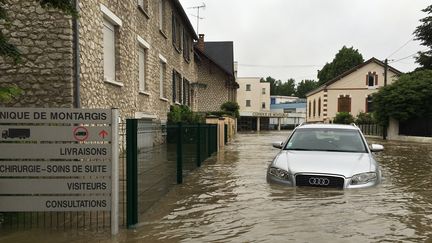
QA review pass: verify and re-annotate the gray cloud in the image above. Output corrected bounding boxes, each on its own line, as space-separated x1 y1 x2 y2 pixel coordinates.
180 0 429 82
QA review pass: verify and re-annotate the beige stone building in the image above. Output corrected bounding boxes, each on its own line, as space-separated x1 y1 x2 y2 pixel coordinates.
237 77 271 131
0 0 237 122
306 58 401 123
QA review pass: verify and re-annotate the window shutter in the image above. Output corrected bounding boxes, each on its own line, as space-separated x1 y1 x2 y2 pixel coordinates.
375 74 378 85
366 74 368 85
138 48 145 91
172 71 176 102
103 19 115 82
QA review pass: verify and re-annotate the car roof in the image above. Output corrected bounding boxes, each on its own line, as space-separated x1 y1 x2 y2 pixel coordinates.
296 123 359 130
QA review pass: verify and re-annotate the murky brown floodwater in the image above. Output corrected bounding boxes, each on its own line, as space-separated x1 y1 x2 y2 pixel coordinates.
2 131 432 242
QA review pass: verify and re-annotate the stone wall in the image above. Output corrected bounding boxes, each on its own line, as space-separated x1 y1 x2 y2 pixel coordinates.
78 0 198 121
0 0 73 107
196 57 230 112
0 0 236 123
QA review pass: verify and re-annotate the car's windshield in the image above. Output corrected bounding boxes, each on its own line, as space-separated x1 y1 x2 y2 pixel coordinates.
284 128 367 153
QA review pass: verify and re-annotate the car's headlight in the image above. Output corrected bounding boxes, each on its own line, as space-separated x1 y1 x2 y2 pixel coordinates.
269 167 291 181
350 172 377 185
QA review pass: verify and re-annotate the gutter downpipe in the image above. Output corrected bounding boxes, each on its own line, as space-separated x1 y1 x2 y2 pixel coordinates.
72 0 81 108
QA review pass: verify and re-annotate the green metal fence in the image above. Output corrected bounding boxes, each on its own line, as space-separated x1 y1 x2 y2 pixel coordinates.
126 121 217 227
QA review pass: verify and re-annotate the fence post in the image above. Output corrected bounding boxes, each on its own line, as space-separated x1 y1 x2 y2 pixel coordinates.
224 124 228 145
111 109 119 235
177 122 183 184
196 123 201 167
207 125 211 156
126 119 138 228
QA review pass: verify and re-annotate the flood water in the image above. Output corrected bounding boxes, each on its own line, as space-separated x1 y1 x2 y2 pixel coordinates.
2 131 432 242
128 132 432 242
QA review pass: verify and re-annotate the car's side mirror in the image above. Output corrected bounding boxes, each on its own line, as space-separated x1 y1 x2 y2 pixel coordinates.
370 144 384 152
272 141 284 149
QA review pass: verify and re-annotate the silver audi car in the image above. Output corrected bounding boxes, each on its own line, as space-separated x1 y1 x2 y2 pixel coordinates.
267 123 383 189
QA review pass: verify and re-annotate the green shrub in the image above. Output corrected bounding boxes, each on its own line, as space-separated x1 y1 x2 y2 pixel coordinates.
167 105 204 124
355 112 375 124
333 112 355 124
220 101 240 118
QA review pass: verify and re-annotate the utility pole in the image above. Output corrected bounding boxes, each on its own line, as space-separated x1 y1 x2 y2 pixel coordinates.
384 58 388 86
383 58 388 140
188 3 205 33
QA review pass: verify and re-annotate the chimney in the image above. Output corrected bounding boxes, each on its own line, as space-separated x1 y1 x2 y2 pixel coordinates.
197 34 205 51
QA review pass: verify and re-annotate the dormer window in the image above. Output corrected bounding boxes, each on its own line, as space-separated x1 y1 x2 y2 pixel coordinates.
366 72 378 88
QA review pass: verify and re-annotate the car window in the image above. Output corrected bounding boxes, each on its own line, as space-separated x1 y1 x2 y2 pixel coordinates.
284 128 367 153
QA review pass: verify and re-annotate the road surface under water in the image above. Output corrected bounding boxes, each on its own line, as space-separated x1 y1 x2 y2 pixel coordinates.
125 131 432 242
1 131 432 242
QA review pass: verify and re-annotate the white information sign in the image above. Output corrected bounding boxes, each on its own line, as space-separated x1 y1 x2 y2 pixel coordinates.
0 107 119 234
0 125 111 142
0 178 111 194
0 108 111 124
0 196 111 212
0 161 111 177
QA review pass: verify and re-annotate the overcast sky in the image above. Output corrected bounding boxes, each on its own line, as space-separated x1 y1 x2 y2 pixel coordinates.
179 0 429 83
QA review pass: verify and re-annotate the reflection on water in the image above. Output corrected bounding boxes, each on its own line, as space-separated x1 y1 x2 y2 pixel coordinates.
1 132 432 242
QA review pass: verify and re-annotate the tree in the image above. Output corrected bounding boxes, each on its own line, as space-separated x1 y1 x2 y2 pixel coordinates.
279 78 296 96
296 79 318 98
413 4 432 69
262 76 297 96
261 76 279 95
372 70 432 125
0 0 77 102
317 46 364 85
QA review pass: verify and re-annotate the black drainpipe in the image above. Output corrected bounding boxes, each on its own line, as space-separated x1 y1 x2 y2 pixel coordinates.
72 0 81 108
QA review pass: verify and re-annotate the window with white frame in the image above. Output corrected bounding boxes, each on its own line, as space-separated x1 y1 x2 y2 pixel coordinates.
262 88 266 94
262 102 266 109
159 57 167 99
246 100 251 107
101 4 122 85
366 72 378 87
103 19 116 82
246 84 251 91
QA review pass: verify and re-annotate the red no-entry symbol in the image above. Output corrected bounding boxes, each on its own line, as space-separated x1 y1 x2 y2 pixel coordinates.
73 126 89 141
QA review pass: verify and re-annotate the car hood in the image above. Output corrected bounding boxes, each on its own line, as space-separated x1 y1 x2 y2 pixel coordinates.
272 150 375 178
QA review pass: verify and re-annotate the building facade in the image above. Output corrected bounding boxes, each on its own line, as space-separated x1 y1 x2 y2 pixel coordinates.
270 95 303 105
269 98 306 129
0 0 236 123
194 35 237 112
237 77 271 131
306 58 401 123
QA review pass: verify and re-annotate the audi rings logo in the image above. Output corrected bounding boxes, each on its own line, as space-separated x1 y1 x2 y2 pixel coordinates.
308 177 330 186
